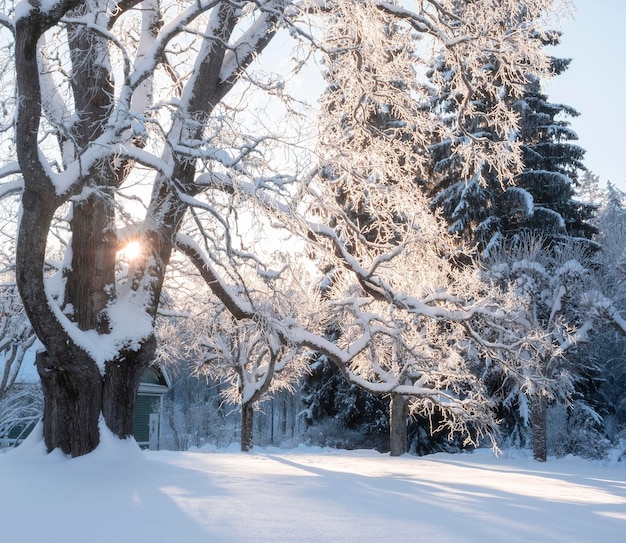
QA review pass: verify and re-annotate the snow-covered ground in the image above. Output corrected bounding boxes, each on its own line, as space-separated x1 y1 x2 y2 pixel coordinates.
1 424 625 543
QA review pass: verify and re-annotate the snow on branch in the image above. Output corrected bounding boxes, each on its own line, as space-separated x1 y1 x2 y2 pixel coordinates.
129 0 221 92
0 177 22 200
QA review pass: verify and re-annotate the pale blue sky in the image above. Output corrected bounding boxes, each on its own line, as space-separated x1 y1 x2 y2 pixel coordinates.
546 1 626 191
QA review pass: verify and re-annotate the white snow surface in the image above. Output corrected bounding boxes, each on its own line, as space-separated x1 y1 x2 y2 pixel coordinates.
1 426 625 542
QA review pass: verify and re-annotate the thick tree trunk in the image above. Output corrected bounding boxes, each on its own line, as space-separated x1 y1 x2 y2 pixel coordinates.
66 194 117 333
13 2 182 459
241 402 254 452
531 394 547 462
35 338 158 456
36 350 102 457
103 335 157 438
389 394 408 457
33 329 157 457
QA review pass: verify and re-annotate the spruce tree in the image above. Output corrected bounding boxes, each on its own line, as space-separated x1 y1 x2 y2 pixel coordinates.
512 58 596 244
428 39 596 254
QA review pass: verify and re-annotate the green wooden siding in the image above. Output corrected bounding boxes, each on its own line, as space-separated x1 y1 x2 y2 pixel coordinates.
134 394 160 444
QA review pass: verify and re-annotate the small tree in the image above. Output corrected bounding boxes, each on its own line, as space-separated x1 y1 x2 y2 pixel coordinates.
483 235 606 460
194 309 307 452
0 284 36 402
0 197 36 404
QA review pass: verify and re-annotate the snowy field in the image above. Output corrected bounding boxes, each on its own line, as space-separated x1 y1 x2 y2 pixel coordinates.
1 426 625 543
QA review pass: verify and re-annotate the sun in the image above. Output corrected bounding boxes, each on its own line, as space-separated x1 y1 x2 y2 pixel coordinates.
121 240 142 261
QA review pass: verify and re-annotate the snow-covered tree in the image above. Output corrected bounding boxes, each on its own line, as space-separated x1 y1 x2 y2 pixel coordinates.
0 284 35 401
297 1 559 455
482 234 607 460
513 55 596 245
0 196 34 403
585 184 626 439
0 0 564 456
190 304 307 452
0 0 308 456
0 383 42 445
0 199 40 442
577 170 606 206
428 32 594 255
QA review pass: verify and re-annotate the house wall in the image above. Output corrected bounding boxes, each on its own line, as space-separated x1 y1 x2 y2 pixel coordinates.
134 393 162 447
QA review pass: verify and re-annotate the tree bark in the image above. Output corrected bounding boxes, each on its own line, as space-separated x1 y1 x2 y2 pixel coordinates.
102 335 157 438
531 394 547 462
36 350 102 457
389 393 408 457
65 193 117 333
241 402 254 452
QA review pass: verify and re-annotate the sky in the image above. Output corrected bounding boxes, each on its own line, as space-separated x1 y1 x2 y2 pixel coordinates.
1 427 625 543
546 1 626 191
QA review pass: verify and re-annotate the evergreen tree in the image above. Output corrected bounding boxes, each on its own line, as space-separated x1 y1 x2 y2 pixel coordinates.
300 349 390 450
577 170 606 206
428 38 596 254
585 184 626 440
513 59 596 244
426 34 603 457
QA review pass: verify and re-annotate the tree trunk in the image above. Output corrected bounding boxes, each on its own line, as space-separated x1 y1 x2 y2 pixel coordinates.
270 398 275 445
531 394 547 462
102 335 157 438
389 393 408 457
34 335 157 457
36 350 102 457
66 194 117 333
281 394 288 437
241 402 254 452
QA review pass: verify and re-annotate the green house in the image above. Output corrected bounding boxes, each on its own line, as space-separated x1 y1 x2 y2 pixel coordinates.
133 365 170 450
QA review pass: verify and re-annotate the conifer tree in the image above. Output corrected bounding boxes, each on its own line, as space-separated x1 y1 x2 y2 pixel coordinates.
577 170 606 206
512 58 596 244
428 37 596 254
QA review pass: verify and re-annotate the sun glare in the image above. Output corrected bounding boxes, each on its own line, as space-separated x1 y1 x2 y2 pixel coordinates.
121 241 142 261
